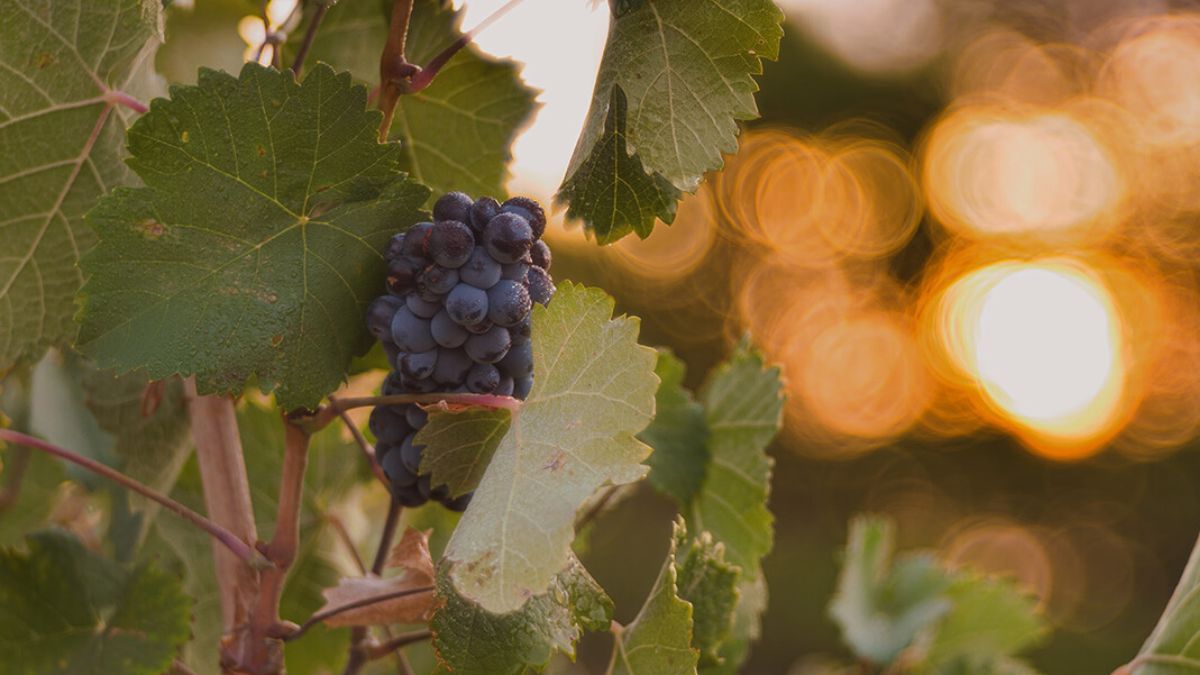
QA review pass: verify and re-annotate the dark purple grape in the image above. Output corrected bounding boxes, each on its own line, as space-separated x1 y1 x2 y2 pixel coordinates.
510 315 532 342
434 192 473 224
431 483 450 502
501 197 546 239
385 232 406 260
499 339 533 379
382 371 405 395
459 246 502 289
396 485 428 507
443 492 473 512
383 451 418 488
406 405 428 429
386 256 423 295
495 376 515 397
466 363 501 393
465 325 511 364
367 296 403 341
400 349 438 380
469 196 500 234
431 309 469 348
401 373 438 393
513 376 534 399
369 406 411 444
417 474 433 500
416 284 443 303
446 284 488 326
375 439 400 463
406 293 441 319
427 220 474 268
401 222 433 258
483 213 534 263
390 306 436 353
383 340 401 366
433 348 473 386
464 318 494 335
400 434 424 473
530 239 551 270
417 264 459 296
501 261 529 282
527 266 556 306
487 280 531 327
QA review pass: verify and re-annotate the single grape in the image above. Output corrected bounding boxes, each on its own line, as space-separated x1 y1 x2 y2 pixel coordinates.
459 246 502 289
513 376 534 399
382 451 418 488
433 347 473 386
442 492 473 512
469 196 500 235
501 196 547 239
498 339 533 379
416 284 444 303
382 371 405 395
366 296 403 341
390 306 437 353
400 434 425 473
433 192 473 224
400 222 433 258
527 265 556 306
385 232 406 260
406 293 441 319
386 256 422 295
369 406 411 444
495 376 515 397
406 405 428 429
445 283 489 326
510 315 532 342
530 239 552 270
399 348 438 380
500 261 529 282
426 220 474 268
483 213 534 263
466 363 501 393
396 485 428 507
487 280 532 327
417 264 459 296
464 318 494 335
431 309 469 348
400 373 438 393
375 439 400 463
465 324 511 363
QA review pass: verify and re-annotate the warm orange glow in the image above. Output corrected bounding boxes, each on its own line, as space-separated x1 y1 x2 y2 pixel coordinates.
923 107 1123 242
933 260 1128 458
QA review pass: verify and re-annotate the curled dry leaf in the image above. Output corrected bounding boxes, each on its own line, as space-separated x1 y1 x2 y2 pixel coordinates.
318 528 436 627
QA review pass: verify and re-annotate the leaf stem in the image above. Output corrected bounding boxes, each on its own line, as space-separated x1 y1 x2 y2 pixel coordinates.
329 395 390 490
104 90 148 114
290 1 328 77
0 445 31 513
0 428 258 565
407 0 527 93
286 586 435 642
364 630 433 659
316 392 521 430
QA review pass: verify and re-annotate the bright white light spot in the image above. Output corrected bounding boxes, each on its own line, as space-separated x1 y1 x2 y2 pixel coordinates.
777 0 944 74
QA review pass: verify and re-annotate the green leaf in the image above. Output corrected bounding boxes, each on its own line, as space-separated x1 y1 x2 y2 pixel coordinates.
829 516 953 666
555 86 680 243
29 351 117 475
416 407 511 498
76 63 430 410
444 282 658 613
300 0 538 200
432 554 613 675
920 574 1046 672
703 577 766 675
689 343 782 579
558 0 782 240
1128 532 1200 674
0 529 191 675
927 656 1042 675
642 349 708 506
0 0 162 369
608 519 700 675
674 527 740 667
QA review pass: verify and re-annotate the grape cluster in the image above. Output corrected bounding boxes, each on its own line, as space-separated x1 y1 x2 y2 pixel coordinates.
365 192 556 510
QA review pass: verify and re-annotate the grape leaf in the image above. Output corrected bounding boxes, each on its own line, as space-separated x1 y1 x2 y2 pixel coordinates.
919 574 1045 672
299 0 538 200
76 62 430 410
417 406 511 498
318 528 436 627
675 526 740 667
431 554 613 675
0 369 64 548
642 349 708 506
0 0 162 370
703 577 766 675
829 516 953 666
608 519 700 675
0 529 191 675
558 0 782 240
556 86 680 243
1126 532 1200 674
689 343 782 579
443 282 658 613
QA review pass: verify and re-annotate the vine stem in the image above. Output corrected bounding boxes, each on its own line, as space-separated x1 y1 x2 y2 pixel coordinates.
329 395 390 489
314 392 520 430
344 496 405 675
364 630 433 659
286 586 434 642
0 428 259 565
289 1 328 77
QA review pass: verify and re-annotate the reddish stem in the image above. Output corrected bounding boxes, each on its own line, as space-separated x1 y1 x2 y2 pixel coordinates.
286 586 434 642
105 90 148 114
